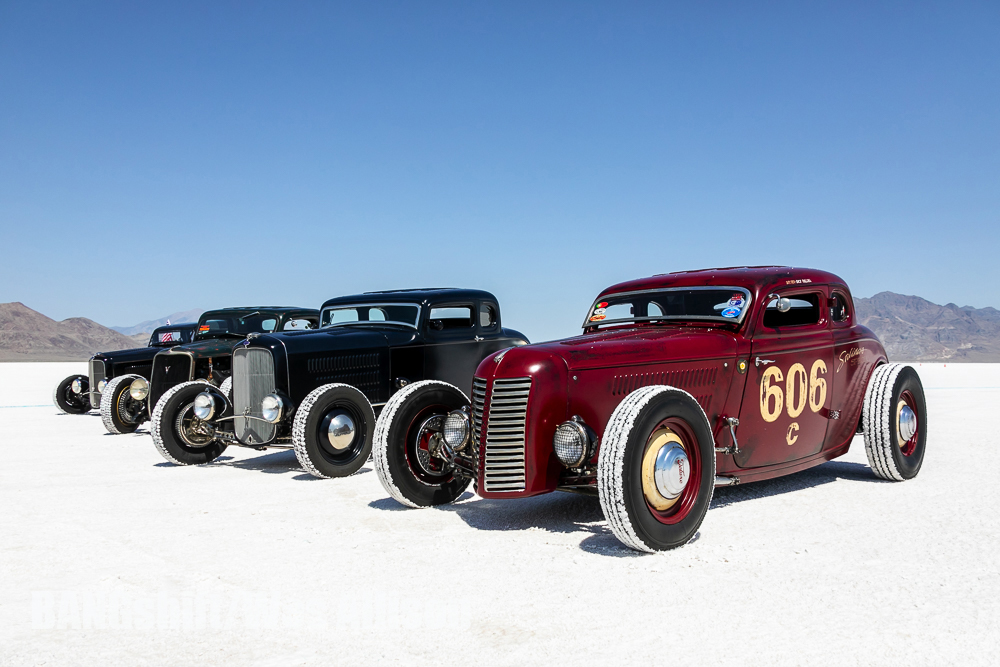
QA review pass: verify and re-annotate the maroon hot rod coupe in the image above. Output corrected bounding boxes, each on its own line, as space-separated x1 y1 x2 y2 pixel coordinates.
373 267 926 552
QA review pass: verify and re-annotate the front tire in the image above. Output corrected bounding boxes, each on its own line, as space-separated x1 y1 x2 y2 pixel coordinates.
863 364 927 481
100 374 147 434
373 380 472 508
292 384 376 478
53 375 90 414
151 381 227 465
598 386 716 553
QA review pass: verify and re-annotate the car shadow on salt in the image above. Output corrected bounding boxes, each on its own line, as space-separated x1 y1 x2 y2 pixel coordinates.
710 459 879 509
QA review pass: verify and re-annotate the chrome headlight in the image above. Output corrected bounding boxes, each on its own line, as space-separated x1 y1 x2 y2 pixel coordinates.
442 410 471 450
553 419 593 468
193 392 218 421
261 394 285 423
129 377 149 401
97 379 108 393
71 379 83 394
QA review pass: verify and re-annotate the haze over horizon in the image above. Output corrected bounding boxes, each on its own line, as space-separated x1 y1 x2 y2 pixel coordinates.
2 2 998 344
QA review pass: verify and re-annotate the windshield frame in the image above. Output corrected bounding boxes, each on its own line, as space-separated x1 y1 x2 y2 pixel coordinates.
582 286 753 329
320 302 422 330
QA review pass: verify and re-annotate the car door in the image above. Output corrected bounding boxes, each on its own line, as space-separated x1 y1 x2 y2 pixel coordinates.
422 303 481 397
735 286 833 469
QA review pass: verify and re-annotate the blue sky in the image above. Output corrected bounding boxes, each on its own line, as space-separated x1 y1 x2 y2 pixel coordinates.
1 1 997 342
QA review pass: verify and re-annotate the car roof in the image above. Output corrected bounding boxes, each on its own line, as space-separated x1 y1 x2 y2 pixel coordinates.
151 322 197 332
597 266 849 301
199 307 320 320
321 288 498 310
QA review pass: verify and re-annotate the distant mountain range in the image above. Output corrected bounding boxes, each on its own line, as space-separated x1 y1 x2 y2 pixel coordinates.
110 309 203 336
854 292 1000 362
2 294 999 362
0 302 147 362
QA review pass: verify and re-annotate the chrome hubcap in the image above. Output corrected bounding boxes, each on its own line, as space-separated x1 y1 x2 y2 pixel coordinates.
325 412 356 451
653 442 690 500
898 404 917 442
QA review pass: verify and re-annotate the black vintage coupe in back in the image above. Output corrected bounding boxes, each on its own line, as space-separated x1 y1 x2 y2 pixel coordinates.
150 289 528 478
99 307 319 435
52 322 198 416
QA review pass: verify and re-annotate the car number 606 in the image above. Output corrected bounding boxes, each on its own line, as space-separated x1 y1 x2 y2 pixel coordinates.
759 359 827 423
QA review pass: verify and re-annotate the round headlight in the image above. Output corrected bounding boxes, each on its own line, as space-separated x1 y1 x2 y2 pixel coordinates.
97 379 108 393
553 421 590 468
193 392 216 421
129 377 149 401
442 410 470 449
71 379 83 394
261 394 284 423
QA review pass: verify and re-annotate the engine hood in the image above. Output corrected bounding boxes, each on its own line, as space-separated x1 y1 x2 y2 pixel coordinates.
92 345 157 365
169 337 243 359
493 325 738 373
254 326 406 356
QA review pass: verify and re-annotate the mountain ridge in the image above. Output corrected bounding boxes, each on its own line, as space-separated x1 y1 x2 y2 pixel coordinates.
0 302 147 361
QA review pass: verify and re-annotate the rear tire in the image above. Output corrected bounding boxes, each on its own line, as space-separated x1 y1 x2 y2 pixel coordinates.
292 384 376 478
53 375 90 414
100 374 147 434
598 386 715 553
863 364 927 481
151 381 226 465
373 380 472 508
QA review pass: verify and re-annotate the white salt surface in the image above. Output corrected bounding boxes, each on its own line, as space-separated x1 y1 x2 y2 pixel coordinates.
2 362 998 665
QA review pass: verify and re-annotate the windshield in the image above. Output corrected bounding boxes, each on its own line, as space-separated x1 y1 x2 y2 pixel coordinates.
149 329 193 347
321 303 420 329
584 287 752 328
195 312 280 338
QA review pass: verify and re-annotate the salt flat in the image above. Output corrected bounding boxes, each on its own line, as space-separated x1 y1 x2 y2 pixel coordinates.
1 362 998 665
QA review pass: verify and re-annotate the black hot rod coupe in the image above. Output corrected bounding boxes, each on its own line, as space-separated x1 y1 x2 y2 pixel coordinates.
99 307 319 435
150 289 528 479
53 322 198 416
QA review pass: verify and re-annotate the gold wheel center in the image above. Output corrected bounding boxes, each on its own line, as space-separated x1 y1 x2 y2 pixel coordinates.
641 427 687 511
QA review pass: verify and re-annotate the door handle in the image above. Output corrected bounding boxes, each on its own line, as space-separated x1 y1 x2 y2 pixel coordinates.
755 357 776 367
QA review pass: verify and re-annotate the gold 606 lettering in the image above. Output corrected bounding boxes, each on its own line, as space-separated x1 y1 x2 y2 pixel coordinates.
759 360 827 423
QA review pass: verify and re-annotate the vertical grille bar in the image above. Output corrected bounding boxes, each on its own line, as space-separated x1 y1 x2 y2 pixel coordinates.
88 359 105 409
483 377 531 492
233 348 276 445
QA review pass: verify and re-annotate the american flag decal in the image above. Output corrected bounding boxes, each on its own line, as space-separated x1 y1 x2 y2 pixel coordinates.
159 331 179 343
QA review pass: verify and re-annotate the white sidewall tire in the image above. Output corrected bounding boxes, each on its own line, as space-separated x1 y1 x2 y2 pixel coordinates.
373 380 471 509
99 374 143 434
151 380 221 465
598 385 716 553
292 383 376 479
862 363 926 481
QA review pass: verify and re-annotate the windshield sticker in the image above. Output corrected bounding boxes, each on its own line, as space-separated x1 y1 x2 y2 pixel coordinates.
721 307 741 318
589 314 606 322
729 295 745 307
597 302 608 308
592 307 606 316
198 325 210 332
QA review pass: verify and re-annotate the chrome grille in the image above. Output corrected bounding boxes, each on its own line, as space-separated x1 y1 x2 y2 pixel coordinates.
88 359 105 409
483 377 531 492
471 377 487 470
233 348 277 445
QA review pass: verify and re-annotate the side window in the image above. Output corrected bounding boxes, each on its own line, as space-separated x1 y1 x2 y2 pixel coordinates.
830 293 851 323
283 318 316 330
479 303 498 328
647 302 665 317
428 306 473 330
763 293 822 328
261 318 278 332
